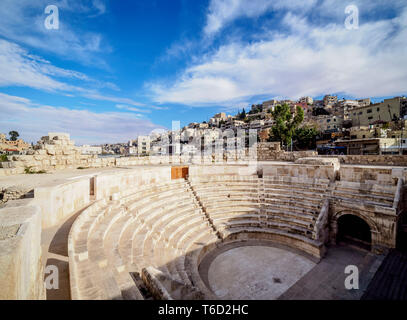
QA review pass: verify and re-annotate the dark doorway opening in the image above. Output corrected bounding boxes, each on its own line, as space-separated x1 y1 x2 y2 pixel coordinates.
337 214 372 251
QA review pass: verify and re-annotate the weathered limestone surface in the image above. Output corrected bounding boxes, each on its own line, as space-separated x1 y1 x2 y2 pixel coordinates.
257 142 317 161
339 165 405 185
338 155 407 166
2 135 407 178
189 165 257 177
0 205 45 300
94 166 171 200
261 162 336 181
0 186 32 204
34 179 90 229
0 161 406 300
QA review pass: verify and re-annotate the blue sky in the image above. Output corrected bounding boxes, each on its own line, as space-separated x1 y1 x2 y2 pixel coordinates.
0 0 406 144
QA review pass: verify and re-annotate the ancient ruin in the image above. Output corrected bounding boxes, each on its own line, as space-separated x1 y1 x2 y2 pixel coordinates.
0 133 406 300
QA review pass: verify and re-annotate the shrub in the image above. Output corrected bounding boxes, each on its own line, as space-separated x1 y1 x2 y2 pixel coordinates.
24 166 46 174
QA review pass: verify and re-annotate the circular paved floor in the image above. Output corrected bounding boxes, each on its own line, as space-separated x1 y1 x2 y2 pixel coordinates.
207 245 316 300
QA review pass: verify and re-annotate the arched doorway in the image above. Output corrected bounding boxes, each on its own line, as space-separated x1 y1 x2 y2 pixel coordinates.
337 214 372 250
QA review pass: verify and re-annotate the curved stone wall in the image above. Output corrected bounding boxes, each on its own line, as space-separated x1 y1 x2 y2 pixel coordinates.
0 162 405 300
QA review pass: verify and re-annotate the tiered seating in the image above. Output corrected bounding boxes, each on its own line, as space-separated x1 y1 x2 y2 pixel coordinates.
262 176 330 239
69 179 218 300
189 175 328 259
189 175 261 228
331 181 396 208
69 175 334 300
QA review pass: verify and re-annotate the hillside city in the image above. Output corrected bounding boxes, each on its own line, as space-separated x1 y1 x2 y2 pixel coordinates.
1 94 407 158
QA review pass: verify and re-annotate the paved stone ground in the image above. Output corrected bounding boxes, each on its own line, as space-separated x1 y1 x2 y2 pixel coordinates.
200 241 384 300
0 166 141 190
362 249 407 300
41 204 93 300
278 244 384 300
207 245 316 300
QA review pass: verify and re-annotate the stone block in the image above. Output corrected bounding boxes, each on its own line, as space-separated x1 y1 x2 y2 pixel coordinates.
48 132 70 141
45 146 55 155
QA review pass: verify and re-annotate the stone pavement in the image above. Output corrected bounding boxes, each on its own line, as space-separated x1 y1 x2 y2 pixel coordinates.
278 244 384 300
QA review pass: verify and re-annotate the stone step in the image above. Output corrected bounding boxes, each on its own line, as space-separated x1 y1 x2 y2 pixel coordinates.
263 207 315 223
332 189 394 205
263 202 319 216
216 219 314 238
219 226 323 255
204 199 261 209
263 197 321 210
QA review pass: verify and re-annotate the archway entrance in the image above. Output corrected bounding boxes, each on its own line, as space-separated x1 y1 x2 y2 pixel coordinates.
337 214 372 250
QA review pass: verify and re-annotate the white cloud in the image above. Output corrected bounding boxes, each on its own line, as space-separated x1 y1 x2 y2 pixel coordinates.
0 93 165 145
0 39 150 108
116 104 151 114
83 93 146 107
0 39 72 91
91 0 107 16
204 0 317 36
0 0 109 65
151 5 407 106
0 38 118 93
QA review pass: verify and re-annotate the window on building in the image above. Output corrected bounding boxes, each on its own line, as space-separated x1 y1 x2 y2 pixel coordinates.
368 116 373 120
367 109 372 113
377 108 380 112
359 112 363 115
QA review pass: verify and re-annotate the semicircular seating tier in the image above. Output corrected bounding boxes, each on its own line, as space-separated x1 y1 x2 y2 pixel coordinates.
69 174 395 300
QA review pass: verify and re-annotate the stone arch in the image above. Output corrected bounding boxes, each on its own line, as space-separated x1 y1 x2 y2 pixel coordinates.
333 210 378 233
330 210 379 251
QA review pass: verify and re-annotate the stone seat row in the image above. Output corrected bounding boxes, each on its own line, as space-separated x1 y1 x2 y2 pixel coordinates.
104 179 216 297
69 179 218 300
69 175 334 300
219 227 324 259
330 181 396 207
189 177 327 242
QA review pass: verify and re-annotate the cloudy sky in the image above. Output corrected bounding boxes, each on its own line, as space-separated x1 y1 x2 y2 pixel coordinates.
0 0 406 144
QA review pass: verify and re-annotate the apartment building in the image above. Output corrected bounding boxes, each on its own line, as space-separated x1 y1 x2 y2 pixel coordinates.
345 97 406 126
209 112 228 126
262 99 278 112
335 138 401 155
299 96 313 105
323 95 338 106
80 145 102 155
0 133 30 152
316 115 343 132
137 135 150 155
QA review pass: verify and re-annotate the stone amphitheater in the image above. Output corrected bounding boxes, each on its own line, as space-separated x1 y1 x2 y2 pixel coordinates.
1 134 407 300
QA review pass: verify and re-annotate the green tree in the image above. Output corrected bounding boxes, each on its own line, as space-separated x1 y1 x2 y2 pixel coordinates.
293 126 320 150
9 131 19 141
239 108 246 120
269 104 304 146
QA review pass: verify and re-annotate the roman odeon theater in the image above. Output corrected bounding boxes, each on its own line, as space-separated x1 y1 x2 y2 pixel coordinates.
0 133 406 300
